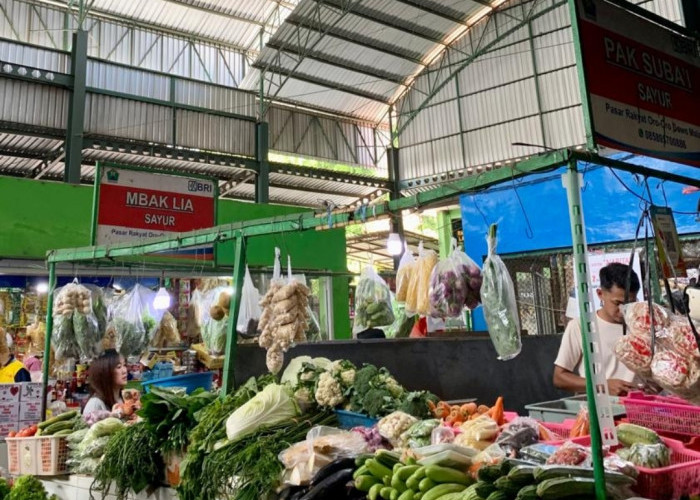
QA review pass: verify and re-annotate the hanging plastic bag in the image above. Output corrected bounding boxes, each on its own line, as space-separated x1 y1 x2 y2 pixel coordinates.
415 245 438 317
52 280 102 360
353 264 395 334
429 239 483 318
395 246 415 304
106 284 157 358
481 224 521 360
199 286 230 355
237 266 262 338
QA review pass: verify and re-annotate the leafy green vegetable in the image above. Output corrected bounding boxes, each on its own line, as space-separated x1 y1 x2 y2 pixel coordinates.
0 478 10 500
362 387 395 417
201 318 227 355
7 475 57 500
225 384 299 442
354 364 380 396
397 391 440 419
91 423 164 500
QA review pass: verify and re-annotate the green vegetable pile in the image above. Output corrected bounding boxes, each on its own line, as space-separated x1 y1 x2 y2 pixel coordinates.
353 266 396 334
2 475 58 500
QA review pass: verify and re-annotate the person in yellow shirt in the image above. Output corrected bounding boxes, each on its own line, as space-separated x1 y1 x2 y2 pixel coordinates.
0 327 31 383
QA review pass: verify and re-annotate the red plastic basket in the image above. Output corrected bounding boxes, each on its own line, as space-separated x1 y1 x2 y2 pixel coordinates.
621 391 700 436
539 419 579 443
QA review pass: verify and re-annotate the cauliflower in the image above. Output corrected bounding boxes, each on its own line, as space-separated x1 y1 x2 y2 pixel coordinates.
330 359 356 387
382 375 404 398
314 372 344 408
376 411 418 445
340 369 356 387
294 387 314 412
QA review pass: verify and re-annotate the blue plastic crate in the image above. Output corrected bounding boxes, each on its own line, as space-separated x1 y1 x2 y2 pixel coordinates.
141 372 214 394
334 409 378 429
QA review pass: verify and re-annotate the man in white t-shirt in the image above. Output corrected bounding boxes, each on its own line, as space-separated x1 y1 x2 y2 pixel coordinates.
554 263 640 396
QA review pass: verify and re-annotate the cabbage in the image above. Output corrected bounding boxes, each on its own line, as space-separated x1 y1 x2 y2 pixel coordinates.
281 356 313 386
225 384 299 442
312 357 332 371
88 417 124 439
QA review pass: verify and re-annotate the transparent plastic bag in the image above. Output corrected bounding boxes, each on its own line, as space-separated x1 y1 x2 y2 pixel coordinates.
481 225 521 360
106 284 157 358
416 247 438 317
546 441 591 466
429 239 483 318
495 417 539 454
622 302 670 336
431 425 456 445
51 280 102 360
395 246 415 304
472 443 506 466
353 264 395 334
237 266 262 338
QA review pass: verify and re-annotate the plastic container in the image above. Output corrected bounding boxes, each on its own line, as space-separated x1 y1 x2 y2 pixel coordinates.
6 435 69 476
526 395 626 422
334 410 378 430
141 371 213 394
621 391 700 437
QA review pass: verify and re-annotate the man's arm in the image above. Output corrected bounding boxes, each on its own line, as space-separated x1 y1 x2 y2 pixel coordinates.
553 365 587 393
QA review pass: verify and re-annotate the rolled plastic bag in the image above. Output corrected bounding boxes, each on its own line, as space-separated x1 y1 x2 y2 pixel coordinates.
481 224 521 360
353 264 395 335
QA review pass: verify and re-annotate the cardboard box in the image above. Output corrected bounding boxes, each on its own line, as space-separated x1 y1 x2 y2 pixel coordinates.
20 382 44 402
0 384 21 403
19 419 39 430
0 402 20 423
19 401 42 422
0 422 19 437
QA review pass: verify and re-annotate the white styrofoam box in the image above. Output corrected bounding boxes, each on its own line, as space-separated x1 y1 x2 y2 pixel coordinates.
19 401 42 422
0 403 19 423
20 382 44 402
0 422 19 437
0 384 21 403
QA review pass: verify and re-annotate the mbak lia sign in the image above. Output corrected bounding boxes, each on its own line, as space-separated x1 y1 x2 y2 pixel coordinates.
572 0 700 166
94 165 216 260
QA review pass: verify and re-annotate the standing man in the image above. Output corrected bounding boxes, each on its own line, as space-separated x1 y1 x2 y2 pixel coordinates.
554 263 640 396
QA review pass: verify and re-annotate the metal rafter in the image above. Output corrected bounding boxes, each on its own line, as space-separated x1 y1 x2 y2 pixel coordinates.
394 0 471 24
264 40 408 86
284 16 425 64
268 162 391 190
162 0 265 26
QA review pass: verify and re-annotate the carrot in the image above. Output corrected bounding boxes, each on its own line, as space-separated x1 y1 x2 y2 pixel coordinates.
428 400 437 416
477 404 490 414
489 397 504 426
538 423 553 441
463 402 478 415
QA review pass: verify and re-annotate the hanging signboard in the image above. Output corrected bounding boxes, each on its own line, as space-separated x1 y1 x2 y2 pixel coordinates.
93 165 217 260
650 205 687 277
571 0 700 166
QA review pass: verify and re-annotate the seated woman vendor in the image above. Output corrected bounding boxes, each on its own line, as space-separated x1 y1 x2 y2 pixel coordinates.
83 349 129 416
553 263 640 396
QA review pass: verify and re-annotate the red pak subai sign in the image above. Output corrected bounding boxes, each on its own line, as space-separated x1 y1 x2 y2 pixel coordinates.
573 0 700 166
95 166 216 258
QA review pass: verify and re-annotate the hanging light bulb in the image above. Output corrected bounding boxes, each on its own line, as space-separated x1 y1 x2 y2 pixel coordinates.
387 233 403 256
153 287 171 310
36 282 49 294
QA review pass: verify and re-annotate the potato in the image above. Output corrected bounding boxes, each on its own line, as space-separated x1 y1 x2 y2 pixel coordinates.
209 305 226 321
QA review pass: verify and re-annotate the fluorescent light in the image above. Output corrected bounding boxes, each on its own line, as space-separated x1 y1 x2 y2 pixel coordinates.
36 282 49 294
113 283 123 291
387 233 403 256
153 287 171 310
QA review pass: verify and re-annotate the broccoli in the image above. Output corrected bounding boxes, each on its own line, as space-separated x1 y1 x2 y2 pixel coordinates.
397 391 439 419
362 387 395 417
353 364 379 396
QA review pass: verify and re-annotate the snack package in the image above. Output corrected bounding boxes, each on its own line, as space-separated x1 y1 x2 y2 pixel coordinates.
481 225 521 360
428 240 482 318
651 349 690 389
614 333 653 377
546 441 591 466
237 266 262 338
669 314 700 359
353 264 395 334
396 246 416 304
622 302 670 336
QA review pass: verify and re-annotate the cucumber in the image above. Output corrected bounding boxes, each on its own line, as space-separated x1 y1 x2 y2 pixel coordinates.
366 459 393 480
405 457 418 466
357 454 375 467
391 490 400 500
474 481 497 498
533 465 635 486
42 420 76 436
398 491 415 500
536 477 596 500
407 467 427 490
421 483 466 500
493 476 520 496
506 465 535 486
477 465 502 483
425 465 473 485
515 485 538 500
380 486 396 500
397 465 421 481
38 410 78 430
353 465 370 479
53 429 73 436
419 478 436 492
461 485 481 500
376 450 402 468
395 463 405 474
356 475 382 492
369 483 383 500
391 475 408 493
485 492 508 500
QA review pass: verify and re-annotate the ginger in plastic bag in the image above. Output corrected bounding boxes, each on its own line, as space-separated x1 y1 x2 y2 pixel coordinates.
481 225 521 360
395 247 415 304
353 264 395 334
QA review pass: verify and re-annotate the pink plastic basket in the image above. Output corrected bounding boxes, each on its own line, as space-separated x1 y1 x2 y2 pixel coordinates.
539 419 578 443
621 391 700 436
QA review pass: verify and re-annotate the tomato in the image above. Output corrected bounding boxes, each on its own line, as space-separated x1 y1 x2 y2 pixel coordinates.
7 431 16 438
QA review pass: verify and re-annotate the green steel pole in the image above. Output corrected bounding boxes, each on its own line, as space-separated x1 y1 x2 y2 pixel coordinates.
90 162 101 245
221 233 247 396
64 29 88 184
41 262 57 422
563 162 607 500
256 122 270 204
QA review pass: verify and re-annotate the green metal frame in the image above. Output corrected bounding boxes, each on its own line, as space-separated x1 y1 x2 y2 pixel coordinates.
567 0 596 150
64 29 88 184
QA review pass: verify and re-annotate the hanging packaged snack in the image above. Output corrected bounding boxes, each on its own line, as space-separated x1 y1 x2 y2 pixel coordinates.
395 246 415 304
258 250 311 374
622 302 670 336
352 263 395 335
429 239 482 318
237 266 262 338
481 225 521 360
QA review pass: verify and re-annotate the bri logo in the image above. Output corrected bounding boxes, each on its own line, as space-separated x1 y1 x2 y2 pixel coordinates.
187 180 212 193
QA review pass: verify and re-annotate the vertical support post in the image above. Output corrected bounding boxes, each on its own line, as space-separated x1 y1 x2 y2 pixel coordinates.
64 29 88 184
90 162 101 245
221 233 246 396
256 122 270 204
387 146 404 270
170 77 177 147
563 161 610 500
437 210 453 259
41 262 57 421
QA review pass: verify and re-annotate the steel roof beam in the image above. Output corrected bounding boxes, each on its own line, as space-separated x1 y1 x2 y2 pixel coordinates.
393 0 470 24
284 17 425 64
255 62 392 103
269 162 391 190
264 40 408 86
162 0 265 26
316 0 447 44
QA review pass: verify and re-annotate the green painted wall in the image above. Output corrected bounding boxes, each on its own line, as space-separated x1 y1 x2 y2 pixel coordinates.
0 176 351 338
